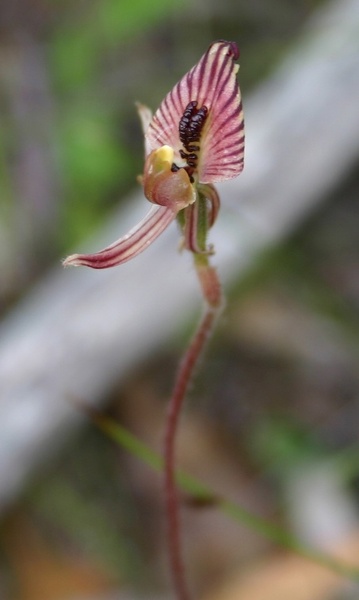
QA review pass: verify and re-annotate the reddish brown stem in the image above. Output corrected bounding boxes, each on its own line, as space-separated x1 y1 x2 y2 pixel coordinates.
163 260 222 600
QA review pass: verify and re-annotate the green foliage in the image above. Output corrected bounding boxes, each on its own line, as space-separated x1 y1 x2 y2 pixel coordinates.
52 30 98 93
51 0 178 91
94 412 359 581
98 0 177 45
58 103 134 245
49 0 180 250
250 416 324 475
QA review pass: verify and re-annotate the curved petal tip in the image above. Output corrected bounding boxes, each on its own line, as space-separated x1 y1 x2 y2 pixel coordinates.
62 205 177 269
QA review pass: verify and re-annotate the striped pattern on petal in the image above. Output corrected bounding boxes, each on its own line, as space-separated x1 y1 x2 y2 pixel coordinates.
63 205 176 269
146 41 244 184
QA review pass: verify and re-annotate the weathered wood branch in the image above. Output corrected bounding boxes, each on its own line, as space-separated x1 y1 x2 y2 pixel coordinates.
1 0 359 509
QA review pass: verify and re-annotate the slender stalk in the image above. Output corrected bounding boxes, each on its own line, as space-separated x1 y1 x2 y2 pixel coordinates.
91 413 359 583
163 257 223 600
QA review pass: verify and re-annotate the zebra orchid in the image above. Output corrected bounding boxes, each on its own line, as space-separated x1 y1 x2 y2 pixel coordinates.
63 40 244 269
64 41 245 599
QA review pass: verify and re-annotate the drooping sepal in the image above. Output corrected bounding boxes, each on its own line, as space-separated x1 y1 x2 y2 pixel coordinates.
63 204 177 269
146 41 244 184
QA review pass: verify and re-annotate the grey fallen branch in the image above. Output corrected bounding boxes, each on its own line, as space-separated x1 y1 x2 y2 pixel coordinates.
1 0 359 510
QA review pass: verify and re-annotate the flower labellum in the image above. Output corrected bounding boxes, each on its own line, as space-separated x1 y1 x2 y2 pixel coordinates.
63 40 244 269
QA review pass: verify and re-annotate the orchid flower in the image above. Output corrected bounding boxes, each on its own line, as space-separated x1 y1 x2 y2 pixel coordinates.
64 41 245 600
64 40 244 270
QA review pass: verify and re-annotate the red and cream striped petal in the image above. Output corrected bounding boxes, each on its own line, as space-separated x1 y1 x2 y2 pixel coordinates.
197 183 221 228
182 202 213 255
136 102 153 157
63 204 176 269
146 40 244 183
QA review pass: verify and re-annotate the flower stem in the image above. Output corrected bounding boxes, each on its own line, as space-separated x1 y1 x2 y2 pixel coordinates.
163 257 223 600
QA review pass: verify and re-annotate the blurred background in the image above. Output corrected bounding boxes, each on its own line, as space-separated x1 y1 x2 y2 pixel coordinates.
1 0 359 598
